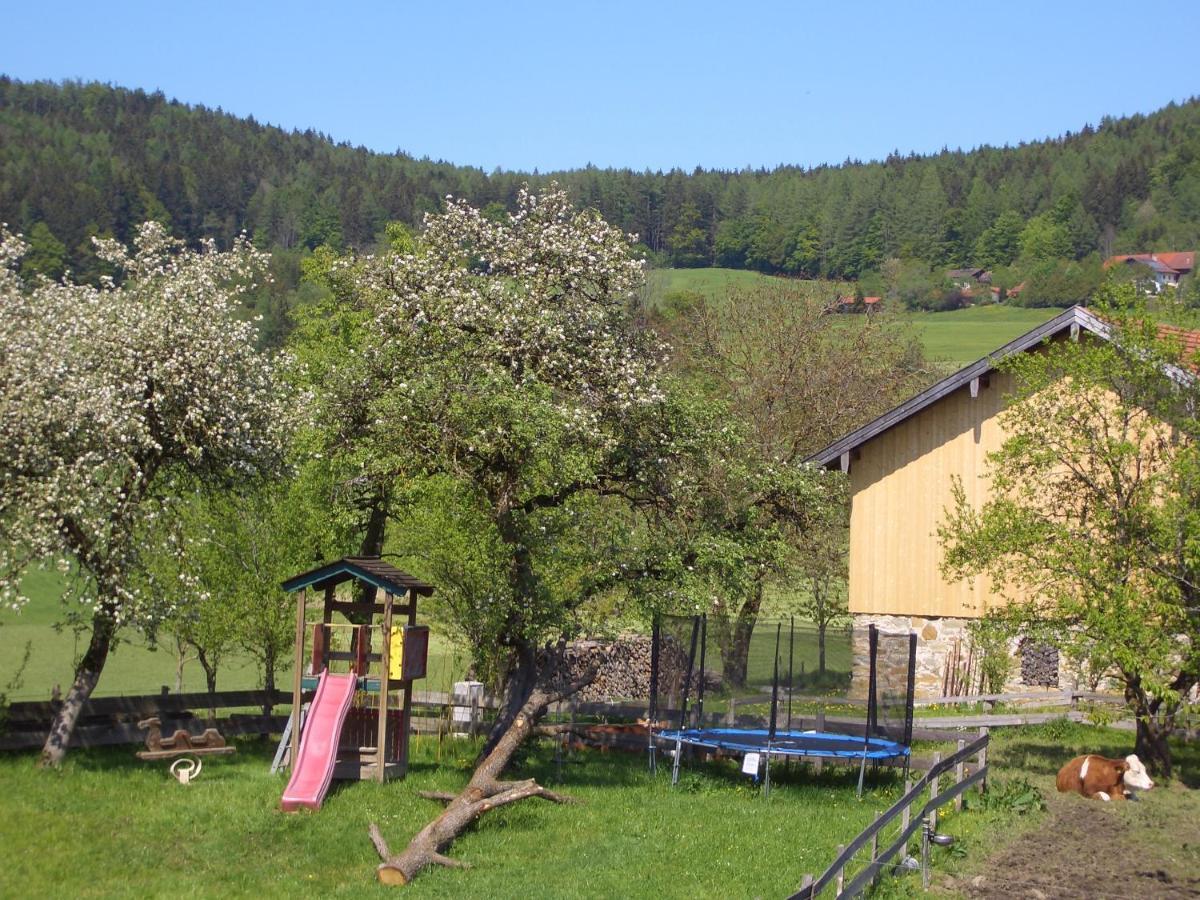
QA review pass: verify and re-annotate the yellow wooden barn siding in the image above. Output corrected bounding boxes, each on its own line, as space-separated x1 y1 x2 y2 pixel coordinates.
848 371 1018 618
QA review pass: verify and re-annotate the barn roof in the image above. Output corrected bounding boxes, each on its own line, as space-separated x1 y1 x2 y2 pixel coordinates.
806 305 1110 467
281 556 435 596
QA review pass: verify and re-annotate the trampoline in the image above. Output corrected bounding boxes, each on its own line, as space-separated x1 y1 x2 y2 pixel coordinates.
657 727 910 762
648 616 917 796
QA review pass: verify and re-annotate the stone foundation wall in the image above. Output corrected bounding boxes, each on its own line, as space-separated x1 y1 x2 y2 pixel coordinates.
850 613 1080 699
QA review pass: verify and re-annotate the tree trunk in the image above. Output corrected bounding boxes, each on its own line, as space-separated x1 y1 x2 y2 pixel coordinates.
174 636 189 694
1133 707 1173 777
40 610 115 767
352 490 390 614
197 648 219 723
818 623 826 676
369 659 593 886
478 641 537 761
262 646 276 716
719 580 764 690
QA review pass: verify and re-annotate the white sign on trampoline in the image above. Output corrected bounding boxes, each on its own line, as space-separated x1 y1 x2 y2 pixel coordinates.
741 752 761 775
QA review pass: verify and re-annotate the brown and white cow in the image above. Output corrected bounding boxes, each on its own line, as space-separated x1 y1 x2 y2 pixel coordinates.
1056 754 1155 801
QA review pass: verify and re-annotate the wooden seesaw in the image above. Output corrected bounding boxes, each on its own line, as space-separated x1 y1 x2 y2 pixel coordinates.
135 716 237 761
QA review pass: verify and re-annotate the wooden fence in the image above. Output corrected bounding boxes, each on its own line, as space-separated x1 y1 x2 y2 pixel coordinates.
1 685 1127 752
789 730 990 899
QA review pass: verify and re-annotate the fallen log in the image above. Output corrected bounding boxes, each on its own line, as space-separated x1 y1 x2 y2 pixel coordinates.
368 647 596 886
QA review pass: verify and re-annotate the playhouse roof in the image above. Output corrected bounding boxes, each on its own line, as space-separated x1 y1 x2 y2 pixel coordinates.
806 305 1111 467
281 556 435 596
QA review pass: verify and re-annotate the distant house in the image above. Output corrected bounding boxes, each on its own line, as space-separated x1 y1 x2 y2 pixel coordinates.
1103 251 1195 293
806 306 1199 696
946 267 992 288
837 295 883 313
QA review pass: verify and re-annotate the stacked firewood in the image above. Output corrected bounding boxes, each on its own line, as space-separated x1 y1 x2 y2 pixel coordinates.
561 634 698 703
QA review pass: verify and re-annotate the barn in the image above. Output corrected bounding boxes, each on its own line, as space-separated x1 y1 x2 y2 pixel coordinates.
806 305 1116 696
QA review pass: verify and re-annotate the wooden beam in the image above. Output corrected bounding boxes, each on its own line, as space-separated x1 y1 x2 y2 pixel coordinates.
377 591 394 783
400 589 418 778
326 600 410 618
290 587 306 772
840 451 850 474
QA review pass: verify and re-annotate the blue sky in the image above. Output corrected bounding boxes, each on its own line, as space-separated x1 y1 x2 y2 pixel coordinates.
3 1 1198 172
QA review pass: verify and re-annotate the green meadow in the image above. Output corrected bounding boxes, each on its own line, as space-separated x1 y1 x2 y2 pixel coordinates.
0 571 468 702
646 267 1063 366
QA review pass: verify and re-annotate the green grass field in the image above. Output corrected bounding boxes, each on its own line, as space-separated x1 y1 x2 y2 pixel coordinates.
0 571 468 702
645 267 1064 366
645 266 791 303
0 737 893 898
0 721 1193 898
907 304 1062 365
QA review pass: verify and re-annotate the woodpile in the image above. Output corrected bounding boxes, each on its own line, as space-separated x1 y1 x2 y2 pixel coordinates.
1019 640 1060 687
560 633 704 704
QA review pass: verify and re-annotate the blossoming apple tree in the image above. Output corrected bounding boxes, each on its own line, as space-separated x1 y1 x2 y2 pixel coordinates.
0 223 289 766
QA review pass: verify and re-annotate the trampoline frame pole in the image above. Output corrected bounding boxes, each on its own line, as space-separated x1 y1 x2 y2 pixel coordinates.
672 616 701 787
648 616 660 775
765 623 781 799
787 615 794 732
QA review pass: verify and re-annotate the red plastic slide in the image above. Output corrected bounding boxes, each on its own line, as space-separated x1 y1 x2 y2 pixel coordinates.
280 670 357 812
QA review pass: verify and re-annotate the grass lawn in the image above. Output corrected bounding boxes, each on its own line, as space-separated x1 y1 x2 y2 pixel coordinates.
0 570 468 703
0 736 898 898
906 304 1063 365
644 267 1065 367
644 267 800 305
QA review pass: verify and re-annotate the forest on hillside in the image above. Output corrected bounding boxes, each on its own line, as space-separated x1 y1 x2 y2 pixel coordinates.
3 78 1200 339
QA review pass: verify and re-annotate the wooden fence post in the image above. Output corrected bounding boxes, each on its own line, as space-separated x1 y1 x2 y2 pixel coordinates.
978 726 988 795
870 809 880 885
901 778 912 845
798 874 813 897
955 738 966 811
835 844 845 895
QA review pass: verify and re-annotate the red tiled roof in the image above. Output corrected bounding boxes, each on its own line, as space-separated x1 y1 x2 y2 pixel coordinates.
1154 251 1195 273
1104 251 1195 274
1157 324 1200 366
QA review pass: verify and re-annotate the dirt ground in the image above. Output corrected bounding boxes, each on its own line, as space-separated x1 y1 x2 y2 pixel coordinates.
945 783 1200 899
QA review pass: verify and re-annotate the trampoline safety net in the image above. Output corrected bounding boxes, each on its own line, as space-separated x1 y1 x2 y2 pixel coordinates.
650 615 917 767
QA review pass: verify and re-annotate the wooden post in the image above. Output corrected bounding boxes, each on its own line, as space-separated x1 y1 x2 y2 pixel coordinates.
814 707 825 774
399 589 417 777
835 844 845 894
870 809 880 884
377 591 393 783
289 587 306 772
978 726 988 795
901 778 912 851
798 874 813 898
955 738 966 811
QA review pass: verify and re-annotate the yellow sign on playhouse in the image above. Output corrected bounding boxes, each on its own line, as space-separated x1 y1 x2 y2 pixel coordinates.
388 625 430 681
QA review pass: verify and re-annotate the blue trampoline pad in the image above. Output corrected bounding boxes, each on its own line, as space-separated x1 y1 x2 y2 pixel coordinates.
658 727 909 760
